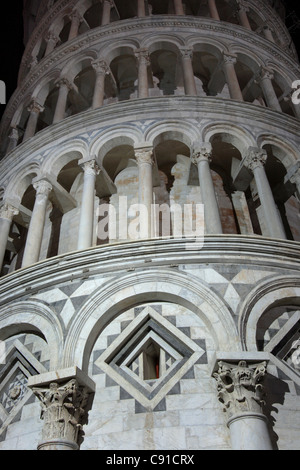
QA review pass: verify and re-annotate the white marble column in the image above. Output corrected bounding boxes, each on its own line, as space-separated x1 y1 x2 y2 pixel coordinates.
180 48 197 96
68 11 82 40
77 159 100 250
44 32 60 57
23 99 44 141
137 0 146 17
213 359 273 450
135 147 154 238
0 204 19 272
208 0 220 20
7 126 19 153
262 25 275 43
53 78 73 124
22 180 52 268
258 68 281 112
236 0 252 30
222 53 243 101
192 142 223 234
101 0 114 25
91 59 110 108
243 148 286 239
174 0 184 15
135 49 150 98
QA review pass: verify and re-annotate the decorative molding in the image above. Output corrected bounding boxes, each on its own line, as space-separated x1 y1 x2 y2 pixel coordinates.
0 236 299 308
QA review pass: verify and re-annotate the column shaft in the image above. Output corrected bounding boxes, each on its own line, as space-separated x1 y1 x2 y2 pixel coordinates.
193 144 223 234
53 79 72 124
23 100 44 141
236 1 252 29
228 413 273 450
253 164 286 239
208 0 220 20
263 26 275 43
101 0 113 25
244 148 286 239
92 60 109 108
22 180 52 268
0 205 19 272
135 148 154 238
136 50 150 98
68 12 82 40
222 54 243 101
180 49 197 96
7 127 19 153
137 0 146 17
259 69 281 112
77 160 99 250
44 33 59 56
174 0 184 15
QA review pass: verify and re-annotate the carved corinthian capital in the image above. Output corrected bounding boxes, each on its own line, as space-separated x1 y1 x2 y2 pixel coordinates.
191 142 212 165
243 147 267 172
213 360 267 419
135 148 154 166
80 159 101 176
32 379 91 448
0 204 19 221
33 179 53 197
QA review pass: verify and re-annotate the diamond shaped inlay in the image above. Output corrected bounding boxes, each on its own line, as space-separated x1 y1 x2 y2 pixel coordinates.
95 307 205 409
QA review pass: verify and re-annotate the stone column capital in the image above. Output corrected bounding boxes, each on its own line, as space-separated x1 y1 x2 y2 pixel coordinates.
191 142 212 165
213 359 268 419
102 0 114 7
33 179 53 197
243 147 267 172
45 31 60 44
27 99 45 114
91 59 110 75
69 9 82 23
79 159 101 176
0 203 19 221
28 367 95 450
8 126 19 140
236 0 249 12
222 52 238 66
259 67 274 82
135 147 154 166
55 77 74 91
179 47 194 60
135 48 151 66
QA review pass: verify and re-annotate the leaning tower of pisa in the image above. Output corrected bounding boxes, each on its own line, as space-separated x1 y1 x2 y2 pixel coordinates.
0 0 299 451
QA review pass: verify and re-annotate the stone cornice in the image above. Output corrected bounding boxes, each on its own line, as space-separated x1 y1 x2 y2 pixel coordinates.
0 235 299 306
1 16 299 141
0 96 299 184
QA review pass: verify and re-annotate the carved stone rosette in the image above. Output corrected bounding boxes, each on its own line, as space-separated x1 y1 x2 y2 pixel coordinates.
213 360 267 419
32 379 91 449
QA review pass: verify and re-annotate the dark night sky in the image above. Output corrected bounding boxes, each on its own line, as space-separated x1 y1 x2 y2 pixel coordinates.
0 1 299 122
